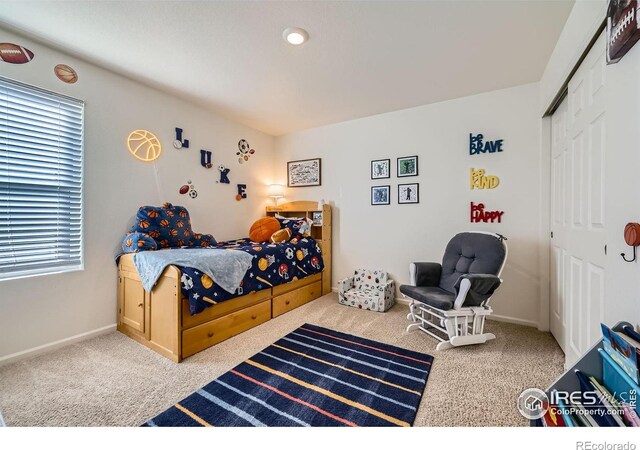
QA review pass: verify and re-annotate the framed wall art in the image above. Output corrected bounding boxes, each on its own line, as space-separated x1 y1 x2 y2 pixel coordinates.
398 183 419 204
397 155 418 177
371 158 390 179
371 185 390 206
287 158 321 187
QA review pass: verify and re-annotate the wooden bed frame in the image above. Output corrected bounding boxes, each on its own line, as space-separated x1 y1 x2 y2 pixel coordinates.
117 201 332 362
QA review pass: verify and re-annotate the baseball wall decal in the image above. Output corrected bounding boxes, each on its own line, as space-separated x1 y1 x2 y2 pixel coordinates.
54 64 78 84
0 43 34 64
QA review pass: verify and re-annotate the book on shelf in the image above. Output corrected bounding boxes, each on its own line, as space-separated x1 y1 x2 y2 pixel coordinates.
601 323 640 384
575 370 621 427
554 393 576 427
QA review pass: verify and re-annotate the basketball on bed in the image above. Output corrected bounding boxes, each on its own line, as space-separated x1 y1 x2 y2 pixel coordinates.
624 222 640 246
249 217 281 243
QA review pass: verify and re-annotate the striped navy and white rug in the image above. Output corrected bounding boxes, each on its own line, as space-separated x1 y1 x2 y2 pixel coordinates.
144 323 433 427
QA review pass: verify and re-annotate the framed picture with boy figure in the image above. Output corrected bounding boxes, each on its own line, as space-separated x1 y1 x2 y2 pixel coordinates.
397 155 418 177
398 183 419 204
371 159 390 179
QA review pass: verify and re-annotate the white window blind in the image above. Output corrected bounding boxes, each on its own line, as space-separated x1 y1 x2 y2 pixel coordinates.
0 76 84 280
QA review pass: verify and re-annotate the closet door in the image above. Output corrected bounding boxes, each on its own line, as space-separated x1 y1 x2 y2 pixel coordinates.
550 31 607 368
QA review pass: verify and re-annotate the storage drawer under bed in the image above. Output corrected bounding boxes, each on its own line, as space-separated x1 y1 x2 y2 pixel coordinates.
181 299 271 358
272 281 321 317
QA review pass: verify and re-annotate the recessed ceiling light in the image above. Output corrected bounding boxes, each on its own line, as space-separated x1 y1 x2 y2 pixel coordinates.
283 27 308 45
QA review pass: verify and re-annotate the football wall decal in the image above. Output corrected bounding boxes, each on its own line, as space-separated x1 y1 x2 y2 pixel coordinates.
0 43 34 64
54 64 78 84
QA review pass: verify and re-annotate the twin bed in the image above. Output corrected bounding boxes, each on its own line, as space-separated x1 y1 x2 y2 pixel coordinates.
117 201 332 362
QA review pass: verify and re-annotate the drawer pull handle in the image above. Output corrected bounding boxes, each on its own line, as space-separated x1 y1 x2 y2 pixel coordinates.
207 332 214 338
138 303 143 308
251 314 257 320
285 300 290 305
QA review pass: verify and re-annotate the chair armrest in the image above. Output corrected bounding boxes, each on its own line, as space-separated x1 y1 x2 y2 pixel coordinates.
410 262 442 287
338 276 355 294
453 274 502 309
382 279 395 297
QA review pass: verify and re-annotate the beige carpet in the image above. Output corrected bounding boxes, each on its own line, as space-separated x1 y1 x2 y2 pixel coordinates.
0 293 564 427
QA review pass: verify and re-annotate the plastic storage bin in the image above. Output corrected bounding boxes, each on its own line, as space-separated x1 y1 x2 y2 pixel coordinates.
599 348 640 414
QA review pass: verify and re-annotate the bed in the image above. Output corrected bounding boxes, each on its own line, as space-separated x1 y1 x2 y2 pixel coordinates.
117 201 332 362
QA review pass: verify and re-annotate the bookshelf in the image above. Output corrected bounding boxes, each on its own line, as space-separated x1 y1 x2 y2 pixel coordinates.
266 201 332 296
533 321 640 426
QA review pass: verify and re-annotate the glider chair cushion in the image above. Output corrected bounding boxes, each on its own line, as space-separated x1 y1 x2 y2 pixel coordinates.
439 232 506 294
399 285 455 310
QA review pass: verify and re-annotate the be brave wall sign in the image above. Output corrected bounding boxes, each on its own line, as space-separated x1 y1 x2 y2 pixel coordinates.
469 133 503 155
468 131 504 224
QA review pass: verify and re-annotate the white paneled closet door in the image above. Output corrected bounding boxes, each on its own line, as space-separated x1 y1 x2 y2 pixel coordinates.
550 32 606 368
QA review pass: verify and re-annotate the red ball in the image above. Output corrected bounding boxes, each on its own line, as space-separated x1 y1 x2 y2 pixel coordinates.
179 185 189 195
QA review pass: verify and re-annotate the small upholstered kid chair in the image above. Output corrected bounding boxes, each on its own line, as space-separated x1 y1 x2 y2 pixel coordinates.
401 232 507 350
338 269 395 312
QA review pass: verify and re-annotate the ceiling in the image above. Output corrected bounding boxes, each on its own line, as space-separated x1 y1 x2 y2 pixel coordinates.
0 1 574 136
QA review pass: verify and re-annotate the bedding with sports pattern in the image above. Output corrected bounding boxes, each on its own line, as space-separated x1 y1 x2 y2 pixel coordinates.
179 237 324 315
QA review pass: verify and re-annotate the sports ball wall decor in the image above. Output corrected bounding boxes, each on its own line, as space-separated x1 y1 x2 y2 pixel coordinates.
236 184 247 201
127 130 162 162
173 127 190 149
470 168 500 190
200 149 213 168
0 43 34 64
607 0 640 64
470 202 504 223
621 222 640 262
469 133 504 155
54 64 78 84
179 180 198 198
236 139 256 164
218 164 231 184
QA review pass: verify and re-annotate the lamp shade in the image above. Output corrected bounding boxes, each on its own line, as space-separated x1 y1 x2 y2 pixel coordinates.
268 184 285 198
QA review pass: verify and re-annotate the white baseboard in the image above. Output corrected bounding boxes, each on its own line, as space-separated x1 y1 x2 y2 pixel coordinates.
0 323 116 367
487 314 538 328
332 287 537 328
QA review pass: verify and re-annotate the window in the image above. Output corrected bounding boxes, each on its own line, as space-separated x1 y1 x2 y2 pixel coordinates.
0 76 84 280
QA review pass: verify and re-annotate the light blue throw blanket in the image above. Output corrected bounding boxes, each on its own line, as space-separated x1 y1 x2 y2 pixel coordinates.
133 248 254 294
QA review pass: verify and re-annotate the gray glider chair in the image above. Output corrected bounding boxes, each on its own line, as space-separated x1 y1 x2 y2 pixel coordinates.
400 232 507 350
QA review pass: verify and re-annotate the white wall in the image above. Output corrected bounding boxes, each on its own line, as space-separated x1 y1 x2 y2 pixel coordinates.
0 27 275 359
539 0 606 115
275 83 543 327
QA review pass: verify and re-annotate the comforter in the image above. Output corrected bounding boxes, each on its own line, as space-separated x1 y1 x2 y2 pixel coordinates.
179 237 324 315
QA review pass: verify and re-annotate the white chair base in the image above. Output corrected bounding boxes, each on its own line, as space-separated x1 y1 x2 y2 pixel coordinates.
405 296 495 350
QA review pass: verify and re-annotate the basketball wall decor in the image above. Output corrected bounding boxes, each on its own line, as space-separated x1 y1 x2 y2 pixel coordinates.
624 222 640 246
0 43 34 64
127 129 162 162
621 222 640 262
607 0 640 64
54 64 78 84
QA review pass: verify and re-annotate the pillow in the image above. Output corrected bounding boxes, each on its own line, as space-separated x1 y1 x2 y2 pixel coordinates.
122 232 157 253
270 228 292 244
276 216 313 239
190 233 216 248
249 217 281 242
129 203 216 248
